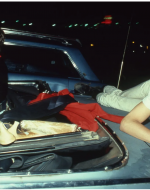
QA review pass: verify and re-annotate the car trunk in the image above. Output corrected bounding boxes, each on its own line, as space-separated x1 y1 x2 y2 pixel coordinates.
0 80 128 175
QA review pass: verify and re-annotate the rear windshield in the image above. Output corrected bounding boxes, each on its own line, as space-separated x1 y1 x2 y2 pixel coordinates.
2 45 80 78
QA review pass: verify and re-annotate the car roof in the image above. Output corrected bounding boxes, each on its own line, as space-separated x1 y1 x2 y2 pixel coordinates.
2 28 82 48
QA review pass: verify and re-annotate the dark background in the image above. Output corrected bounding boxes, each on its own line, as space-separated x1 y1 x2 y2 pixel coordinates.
0 2 150 89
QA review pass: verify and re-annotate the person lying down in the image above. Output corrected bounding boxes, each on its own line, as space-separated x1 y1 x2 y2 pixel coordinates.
97 80 150 143
75 80 150 143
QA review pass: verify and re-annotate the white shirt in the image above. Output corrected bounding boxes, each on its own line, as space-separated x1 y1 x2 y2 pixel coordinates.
143 91 150 110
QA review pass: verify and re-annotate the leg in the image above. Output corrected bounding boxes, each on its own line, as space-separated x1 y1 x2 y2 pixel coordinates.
119 80 150 99
96 92 142 112
104 80 150 99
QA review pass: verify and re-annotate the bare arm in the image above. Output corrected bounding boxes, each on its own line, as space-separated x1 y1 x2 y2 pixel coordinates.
120 102 150 143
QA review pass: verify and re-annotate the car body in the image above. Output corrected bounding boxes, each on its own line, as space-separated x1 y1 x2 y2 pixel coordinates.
0 28 150 189
1 28 105 93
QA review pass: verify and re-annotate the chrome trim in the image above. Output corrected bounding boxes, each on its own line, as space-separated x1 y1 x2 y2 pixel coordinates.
2 28 82 47
63 51 84 79
8 82 36 85
96 119 128 170
97 121 123 156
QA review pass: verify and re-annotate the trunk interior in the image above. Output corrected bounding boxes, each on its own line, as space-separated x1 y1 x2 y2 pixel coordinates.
0 81 128 174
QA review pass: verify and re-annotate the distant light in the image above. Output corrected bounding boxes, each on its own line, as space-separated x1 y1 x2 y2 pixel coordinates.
144 51 146 53
29 23 32 25
69 25 73 28
85 24 88 27
104 16 112 19
115 22 119 25
128 22 131 24
146 46 148 50
94 23 99 27
23 24 26 26
90 44 94 46
140 44 143 47
52 24 56 26
74 24 78 26
136 22 139 24
101 20 112 24
133 50 135 52
0 55 1 58
80 24 83 26
1 21 5 23
132 41 135 44
16 20 19 23
101 15 112 24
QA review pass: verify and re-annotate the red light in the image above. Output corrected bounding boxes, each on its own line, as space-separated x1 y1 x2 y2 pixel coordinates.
101 15 112 25
101 20 112 24
104 15 112 19
0 55 2 58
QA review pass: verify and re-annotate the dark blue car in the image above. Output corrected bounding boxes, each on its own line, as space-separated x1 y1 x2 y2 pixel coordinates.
2 28 105 93
0 28 150 189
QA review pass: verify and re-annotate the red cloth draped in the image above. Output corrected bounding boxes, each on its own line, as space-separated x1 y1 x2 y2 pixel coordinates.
29 89 74 104
60 102 124 132
29 89 124 132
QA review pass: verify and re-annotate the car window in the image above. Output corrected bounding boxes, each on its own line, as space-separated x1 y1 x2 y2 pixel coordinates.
3 45 80 78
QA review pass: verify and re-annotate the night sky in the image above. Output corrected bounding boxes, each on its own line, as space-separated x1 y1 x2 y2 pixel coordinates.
1 2 150 39
0 2 150 89
0 2 149 23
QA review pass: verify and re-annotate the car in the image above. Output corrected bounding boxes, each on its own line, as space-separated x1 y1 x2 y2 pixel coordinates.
1 27 105 93
0 28 150 189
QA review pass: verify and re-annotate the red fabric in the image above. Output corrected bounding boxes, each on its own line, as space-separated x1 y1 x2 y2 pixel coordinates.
60 102 124 132
28 89 124 132
29 89 74 104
